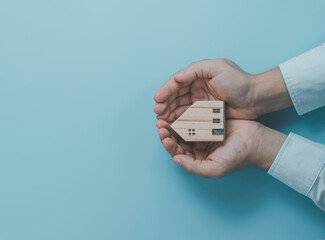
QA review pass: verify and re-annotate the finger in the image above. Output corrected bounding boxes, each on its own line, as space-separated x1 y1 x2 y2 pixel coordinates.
155 59 215 104
192 143 210 160
156 119 171 129
154 103 168 115
157 122 180 143
156 120 184 147
154 94 176 114
170 127 184 144
170 94 192 113
157 94 192 121
154 81 178 103
154 86 190 115
172 154 218 178
156 95 179 121
179 142 193 153
158 128 170 140
156 98 177 121
168 105 191 122
164 93 191 118
157 106 171 121
174 60 215 84
179 85 191 96
154 70 186 103
162 137 185 156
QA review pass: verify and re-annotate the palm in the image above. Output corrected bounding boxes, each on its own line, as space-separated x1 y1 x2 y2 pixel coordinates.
202 120 259 177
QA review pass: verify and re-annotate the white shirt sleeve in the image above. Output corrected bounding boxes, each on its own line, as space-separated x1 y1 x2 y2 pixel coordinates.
268 133 325 210
268 43 325 211
279 43 325 115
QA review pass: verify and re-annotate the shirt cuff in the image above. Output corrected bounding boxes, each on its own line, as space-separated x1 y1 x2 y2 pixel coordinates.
268 133 325 196
279 43 325 115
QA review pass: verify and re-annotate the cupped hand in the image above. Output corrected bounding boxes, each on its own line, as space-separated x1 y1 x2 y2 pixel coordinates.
157 119 263 177
154 59 259 121
157 119 286 178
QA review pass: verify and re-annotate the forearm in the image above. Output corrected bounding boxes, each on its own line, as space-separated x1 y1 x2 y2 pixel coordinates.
249 124 287 171
252 43 325 117
249 125 325 211
252 67 293 117
249 44 325 211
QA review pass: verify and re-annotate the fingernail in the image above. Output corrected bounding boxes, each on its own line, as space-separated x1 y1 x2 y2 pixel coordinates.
173 156 183 166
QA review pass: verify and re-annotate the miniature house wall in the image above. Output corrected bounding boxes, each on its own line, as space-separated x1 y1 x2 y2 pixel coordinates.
171 101 225 142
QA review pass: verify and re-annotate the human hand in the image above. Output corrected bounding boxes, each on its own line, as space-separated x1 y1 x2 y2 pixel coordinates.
157 119 286 177
154 59 292 121
154 58 291 176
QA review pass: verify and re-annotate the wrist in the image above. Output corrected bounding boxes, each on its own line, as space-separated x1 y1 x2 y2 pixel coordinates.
251 124 287 170
252 67 293 117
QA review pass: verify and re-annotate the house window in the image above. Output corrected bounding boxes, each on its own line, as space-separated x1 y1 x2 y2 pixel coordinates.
213 109 220 113
212 129 224 135
213 119 220 123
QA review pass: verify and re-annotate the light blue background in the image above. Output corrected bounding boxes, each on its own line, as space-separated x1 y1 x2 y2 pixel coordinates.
1 0 325 239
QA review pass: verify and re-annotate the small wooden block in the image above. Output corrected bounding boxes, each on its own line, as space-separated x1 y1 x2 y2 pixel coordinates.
170 101 225 142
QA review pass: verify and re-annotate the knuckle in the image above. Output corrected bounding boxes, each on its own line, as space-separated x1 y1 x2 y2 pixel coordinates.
188 62 197 69
214 58 227 64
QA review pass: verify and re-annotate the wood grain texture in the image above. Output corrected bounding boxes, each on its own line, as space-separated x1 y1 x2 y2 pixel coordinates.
171 101 225 142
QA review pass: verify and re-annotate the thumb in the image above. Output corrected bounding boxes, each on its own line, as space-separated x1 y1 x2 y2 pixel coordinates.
174 60 215 84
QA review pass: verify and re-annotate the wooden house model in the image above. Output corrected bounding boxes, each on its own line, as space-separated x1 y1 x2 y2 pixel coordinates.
171 101 225 142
